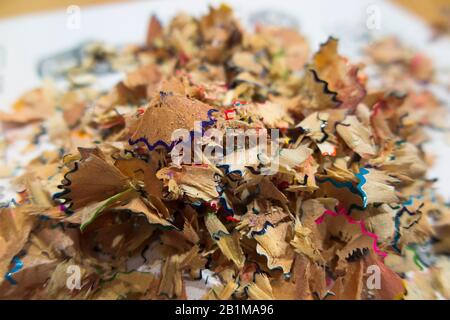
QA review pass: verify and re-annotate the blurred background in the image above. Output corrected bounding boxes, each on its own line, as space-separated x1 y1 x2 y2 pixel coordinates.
0 0 449 23
1 0 449 27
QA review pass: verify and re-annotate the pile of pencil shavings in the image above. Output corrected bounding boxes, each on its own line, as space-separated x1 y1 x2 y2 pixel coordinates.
1 4 449 300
